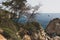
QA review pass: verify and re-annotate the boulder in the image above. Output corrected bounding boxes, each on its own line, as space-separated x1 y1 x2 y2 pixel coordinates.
0 34 7 40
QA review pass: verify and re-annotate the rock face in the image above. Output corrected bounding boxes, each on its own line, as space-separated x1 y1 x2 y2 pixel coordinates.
38 25 50 40
50 36 60 40
46 18 60 37
0 34 7 40
22 34 31 40
20 22 51 40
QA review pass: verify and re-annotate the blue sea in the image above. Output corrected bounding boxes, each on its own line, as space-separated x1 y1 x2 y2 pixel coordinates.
17 13 60 29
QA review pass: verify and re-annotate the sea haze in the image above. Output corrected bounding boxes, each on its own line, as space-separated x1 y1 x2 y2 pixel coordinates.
36 13 60 29
18 13 60 29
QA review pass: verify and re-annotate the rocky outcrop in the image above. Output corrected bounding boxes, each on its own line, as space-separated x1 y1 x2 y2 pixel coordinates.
22 34 31 40
50 36 60 40
21 22 51 40
46 18 60 37
38 25 51 40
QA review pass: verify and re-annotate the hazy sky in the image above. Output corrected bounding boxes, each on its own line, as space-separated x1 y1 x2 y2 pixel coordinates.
27 0 60 13
0 0 60 13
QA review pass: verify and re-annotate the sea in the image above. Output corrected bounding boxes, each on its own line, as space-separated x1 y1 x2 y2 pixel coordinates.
17 13 60 29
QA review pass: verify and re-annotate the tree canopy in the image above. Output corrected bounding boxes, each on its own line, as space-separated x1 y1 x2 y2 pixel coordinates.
2 0 30 14
1 0 40 22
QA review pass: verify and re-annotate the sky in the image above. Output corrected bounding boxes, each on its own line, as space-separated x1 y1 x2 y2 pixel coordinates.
0 0 60 13
27 0 60 13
